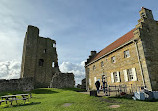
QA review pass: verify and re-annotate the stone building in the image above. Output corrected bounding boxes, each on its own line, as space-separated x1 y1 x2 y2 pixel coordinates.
85 7 158 92
21 25 75 88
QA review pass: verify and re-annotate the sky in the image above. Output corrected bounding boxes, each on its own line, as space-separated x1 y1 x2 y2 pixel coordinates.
0 0 158 84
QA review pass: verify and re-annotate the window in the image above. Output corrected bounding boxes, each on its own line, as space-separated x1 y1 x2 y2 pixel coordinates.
127 69 133 81
101 61 104 67
89 79 91 85
113 72 118 82
93 65 96 70
52 62 54 67
39 59 44 66
52 43 56 48
43 49 47 53
111 56 116 63
141 12 145 18
123 68 137 82
111 71 120 83
124 50 130 58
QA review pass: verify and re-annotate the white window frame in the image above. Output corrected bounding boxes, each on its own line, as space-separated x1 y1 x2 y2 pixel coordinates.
89 79 91 85
127 68 133 81
124 68 137 82
94 77 97 83
111 71 120 83
124 50 130 58
111 56 116 63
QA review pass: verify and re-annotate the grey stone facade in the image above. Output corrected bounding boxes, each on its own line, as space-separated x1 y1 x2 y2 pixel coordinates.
20 25 60 88
0 77 34 92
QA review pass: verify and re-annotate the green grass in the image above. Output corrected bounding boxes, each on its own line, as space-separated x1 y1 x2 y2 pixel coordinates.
0 88 158 111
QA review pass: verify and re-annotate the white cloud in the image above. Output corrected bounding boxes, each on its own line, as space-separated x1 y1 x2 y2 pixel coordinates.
0 60 21 79
59 61 86 85
0 60 86 86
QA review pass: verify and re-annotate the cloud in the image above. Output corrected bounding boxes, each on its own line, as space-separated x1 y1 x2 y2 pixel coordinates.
0 60 21 79
0 60 86 86
59 61 86 85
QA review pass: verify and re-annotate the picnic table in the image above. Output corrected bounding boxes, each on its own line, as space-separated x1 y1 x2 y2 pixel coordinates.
0 93 31 105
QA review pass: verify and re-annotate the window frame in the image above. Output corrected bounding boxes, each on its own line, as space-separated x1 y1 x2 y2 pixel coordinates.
127 68 134 81
111 56 116 63
124 50 130 58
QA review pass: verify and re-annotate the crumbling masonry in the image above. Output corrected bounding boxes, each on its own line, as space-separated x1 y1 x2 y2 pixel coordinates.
20 25 75 88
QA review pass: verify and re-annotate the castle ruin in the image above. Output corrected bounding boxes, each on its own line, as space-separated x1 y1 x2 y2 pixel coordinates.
20 25 75 88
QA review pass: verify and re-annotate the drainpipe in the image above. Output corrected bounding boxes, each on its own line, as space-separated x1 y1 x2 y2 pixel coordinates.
134 40 146 87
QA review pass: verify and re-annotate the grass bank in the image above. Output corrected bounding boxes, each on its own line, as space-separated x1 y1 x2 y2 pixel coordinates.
0 88 158 111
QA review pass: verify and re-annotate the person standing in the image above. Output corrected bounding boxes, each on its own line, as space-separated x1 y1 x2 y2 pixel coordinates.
95 80 100 93
102 80 108 96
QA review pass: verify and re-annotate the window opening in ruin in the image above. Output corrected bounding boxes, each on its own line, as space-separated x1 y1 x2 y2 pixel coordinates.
124 50 130 58
101 61 104 67
111 56 116 63
52 62 54 67
39 59 44 66
127 68 133 81
43 49 47 53
52 43 56 48
93 65 96 70
141 13 145 18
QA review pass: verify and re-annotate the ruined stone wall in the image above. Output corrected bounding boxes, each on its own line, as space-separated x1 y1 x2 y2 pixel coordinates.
0 78 34 92
50 73 75 88
20 25 60 88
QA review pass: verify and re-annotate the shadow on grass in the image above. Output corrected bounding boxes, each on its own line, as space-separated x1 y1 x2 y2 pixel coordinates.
31 88 59 94
0 91 24 96
61 88 87 92
108 94 133 100
1 102 41 109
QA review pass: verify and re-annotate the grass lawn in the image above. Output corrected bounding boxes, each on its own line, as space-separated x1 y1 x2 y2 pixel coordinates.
0 88 158 111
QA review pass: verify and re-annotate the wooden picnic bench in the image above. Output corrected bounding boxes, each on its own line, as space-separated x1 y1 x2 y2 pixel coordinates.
0 93 31 105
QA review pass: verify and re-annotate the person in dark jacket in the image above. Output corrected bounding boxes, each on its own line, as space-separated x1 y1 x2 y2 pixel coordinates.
95 80 100 93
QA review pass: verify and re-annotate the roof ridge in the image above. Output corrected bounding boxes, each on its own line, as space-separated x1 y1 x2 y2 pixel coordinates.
90 28 136 63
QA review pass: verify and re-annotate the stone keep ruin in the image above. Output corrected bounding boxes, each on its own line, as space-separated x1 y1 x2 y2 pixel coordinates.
0 25 75 92
20 25 75 88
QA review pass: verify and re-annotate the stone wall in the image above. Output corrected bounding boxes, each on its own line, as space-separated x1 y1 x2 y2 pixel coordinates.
85 7 158 92
20 25 60 88
50 72 75 88
137 8 158 90
0 77 34 92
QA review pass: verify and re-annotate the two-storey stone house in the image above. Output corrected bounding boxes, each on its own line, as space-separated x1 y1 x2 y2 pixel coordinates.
85 7 158 92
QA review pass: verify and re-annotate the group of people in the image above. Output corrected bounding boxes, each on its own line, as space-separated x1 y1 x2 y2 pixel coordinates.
95 79 107 94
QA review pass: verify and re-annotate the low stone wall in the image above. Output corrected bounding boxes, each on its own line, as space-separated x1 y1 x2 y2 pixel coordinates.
50 73 75 88
0 77 34 92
